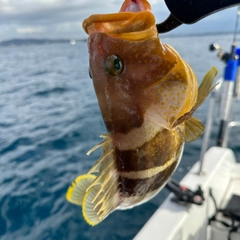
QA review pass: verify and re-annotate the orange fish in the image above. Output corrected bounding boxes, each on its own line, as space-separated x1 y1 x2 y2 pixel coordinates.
66 0 217 226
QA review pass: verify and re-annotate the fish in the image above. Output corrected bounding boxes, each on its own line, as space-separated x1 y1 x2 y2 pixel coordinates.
66 0 218 226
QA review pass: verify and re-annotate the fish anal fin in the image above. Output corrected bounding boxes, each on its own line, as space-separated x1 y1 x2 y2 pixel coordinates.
66 174 96 206
185 116 205 143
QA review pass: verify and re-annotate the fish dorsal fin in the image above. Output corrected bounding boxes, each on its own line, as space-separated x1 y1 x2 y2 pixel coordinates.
185 116 204 142
82 173 119 226
66 134 120 226
194 66 218 110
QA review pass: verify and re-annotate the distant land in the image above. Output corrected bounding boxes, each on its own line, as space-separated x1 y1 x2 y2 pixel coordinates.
0 32 233 47
0 38 87 47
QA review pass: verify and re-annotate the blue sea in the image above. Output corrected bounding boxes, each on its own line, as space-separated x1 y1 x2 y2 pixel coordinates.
0 34 240 240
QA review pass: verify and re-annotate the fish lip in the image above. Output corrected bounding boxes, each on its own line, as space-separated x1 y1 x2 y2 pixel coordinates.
82 12 157 41
82 0 157 40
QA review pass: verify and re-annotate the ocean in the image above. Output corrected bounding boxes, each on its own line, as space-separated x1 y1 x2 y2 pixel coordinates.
0 34 240 240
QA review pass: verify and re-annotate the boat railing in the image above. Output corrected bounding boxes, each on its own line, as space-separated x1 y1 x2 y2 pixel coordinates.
198 42 240 175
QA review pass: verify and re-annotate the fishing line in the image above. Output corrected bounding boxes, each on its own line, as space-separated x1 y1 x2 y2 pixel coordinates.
232 6 240 45
230 5 240 60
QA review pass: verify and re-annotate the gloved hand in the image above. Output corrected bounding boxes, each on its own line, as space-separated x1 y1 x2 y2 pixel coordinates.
157 0 240 33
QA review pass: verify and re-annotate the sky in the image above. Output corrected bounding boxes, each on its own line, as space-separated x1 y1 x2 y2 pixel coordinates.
0 0 239 41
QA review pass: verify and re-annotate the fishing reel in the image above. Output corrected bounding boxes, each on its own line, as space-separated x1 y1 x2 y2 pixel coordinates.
166 178 205 206
209 43 233 64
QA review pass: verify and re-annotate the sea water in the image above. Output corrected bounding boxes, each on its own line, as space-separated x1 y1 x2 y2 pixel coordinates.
0 34 240 240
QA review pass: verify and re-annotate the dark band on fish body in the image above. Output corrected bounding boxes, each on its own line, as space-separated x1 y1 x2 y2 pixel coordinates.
118 160 178 196
115 125 184 172
104 103 144 134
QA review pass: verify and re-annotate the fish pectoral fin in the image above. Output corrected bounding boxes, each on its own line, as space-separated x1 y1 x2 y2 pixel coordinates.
184 116 204 142
66 174 96 206
194 66 218 109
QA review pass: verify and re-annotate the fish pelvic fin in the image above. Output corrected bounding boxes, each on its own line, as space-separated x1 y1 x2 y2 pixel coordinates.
184 116 204 142
66 134 120 226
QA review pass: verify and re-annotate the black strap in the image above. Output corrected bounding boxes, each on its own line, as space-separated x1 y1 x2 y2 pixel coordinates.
208 189 240 240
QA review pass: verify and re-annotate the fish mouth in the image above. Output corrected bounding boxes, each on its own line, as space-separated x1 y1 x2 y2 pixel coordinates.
119 0 151 12
82 0 158 41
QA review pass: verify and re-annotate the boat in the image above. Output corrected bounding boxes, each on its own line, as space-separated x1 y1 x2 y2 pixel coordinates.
134 146 240 240
134 9 240 240
70 39 76 45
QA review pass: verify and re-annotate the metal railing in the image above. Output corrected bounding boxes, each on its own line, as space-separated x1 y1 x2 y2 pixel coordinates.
198 44 240 175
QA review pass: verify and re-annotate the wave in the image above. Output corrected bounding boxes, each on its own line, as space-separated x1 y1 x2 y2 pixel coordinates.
34 87 69 97
30 70 50 76
0 137 32 155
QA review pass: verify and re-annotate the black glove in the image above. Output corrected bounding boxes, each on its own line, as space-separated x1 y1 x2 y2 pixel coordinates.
157 0 240 33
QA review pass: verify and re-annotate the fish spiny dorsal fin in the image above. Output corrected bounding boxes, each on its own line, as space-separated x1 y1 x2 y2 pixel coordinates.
66 134 120 226
86 134 111 156
87 135 113 174
184 116 204 142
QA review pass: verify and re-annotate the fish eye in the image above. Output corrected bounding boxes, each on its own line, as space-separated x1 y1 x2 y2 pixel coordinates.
105 55 123 76
89 67 92 79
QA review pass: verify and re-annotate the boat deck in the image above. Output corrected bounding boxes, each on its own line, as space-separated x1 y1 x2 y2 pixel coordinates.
210 165 240 240
134 147 240 240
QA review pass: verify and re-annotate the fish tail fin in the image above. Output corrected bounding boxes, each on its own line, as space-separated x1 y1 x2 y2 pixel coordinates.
184 66 218 142
66 134 120 226
194 66 218 109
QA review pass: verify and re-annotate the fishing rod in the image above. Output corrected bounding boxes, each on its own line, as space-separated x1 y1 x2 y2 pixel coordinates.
234 8 240 98
216 6 240 147
198 6 240 174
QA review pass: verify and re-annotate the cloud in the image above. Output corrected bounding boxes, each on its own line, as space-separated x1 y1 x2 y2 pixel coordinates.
0 0 238 41
17 27 45 34
0 0 164 40
0 0 134 24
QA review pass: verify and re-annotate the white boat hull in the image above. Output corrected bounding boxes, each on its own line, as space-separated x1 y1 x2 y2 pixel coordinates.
134 147 240 240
